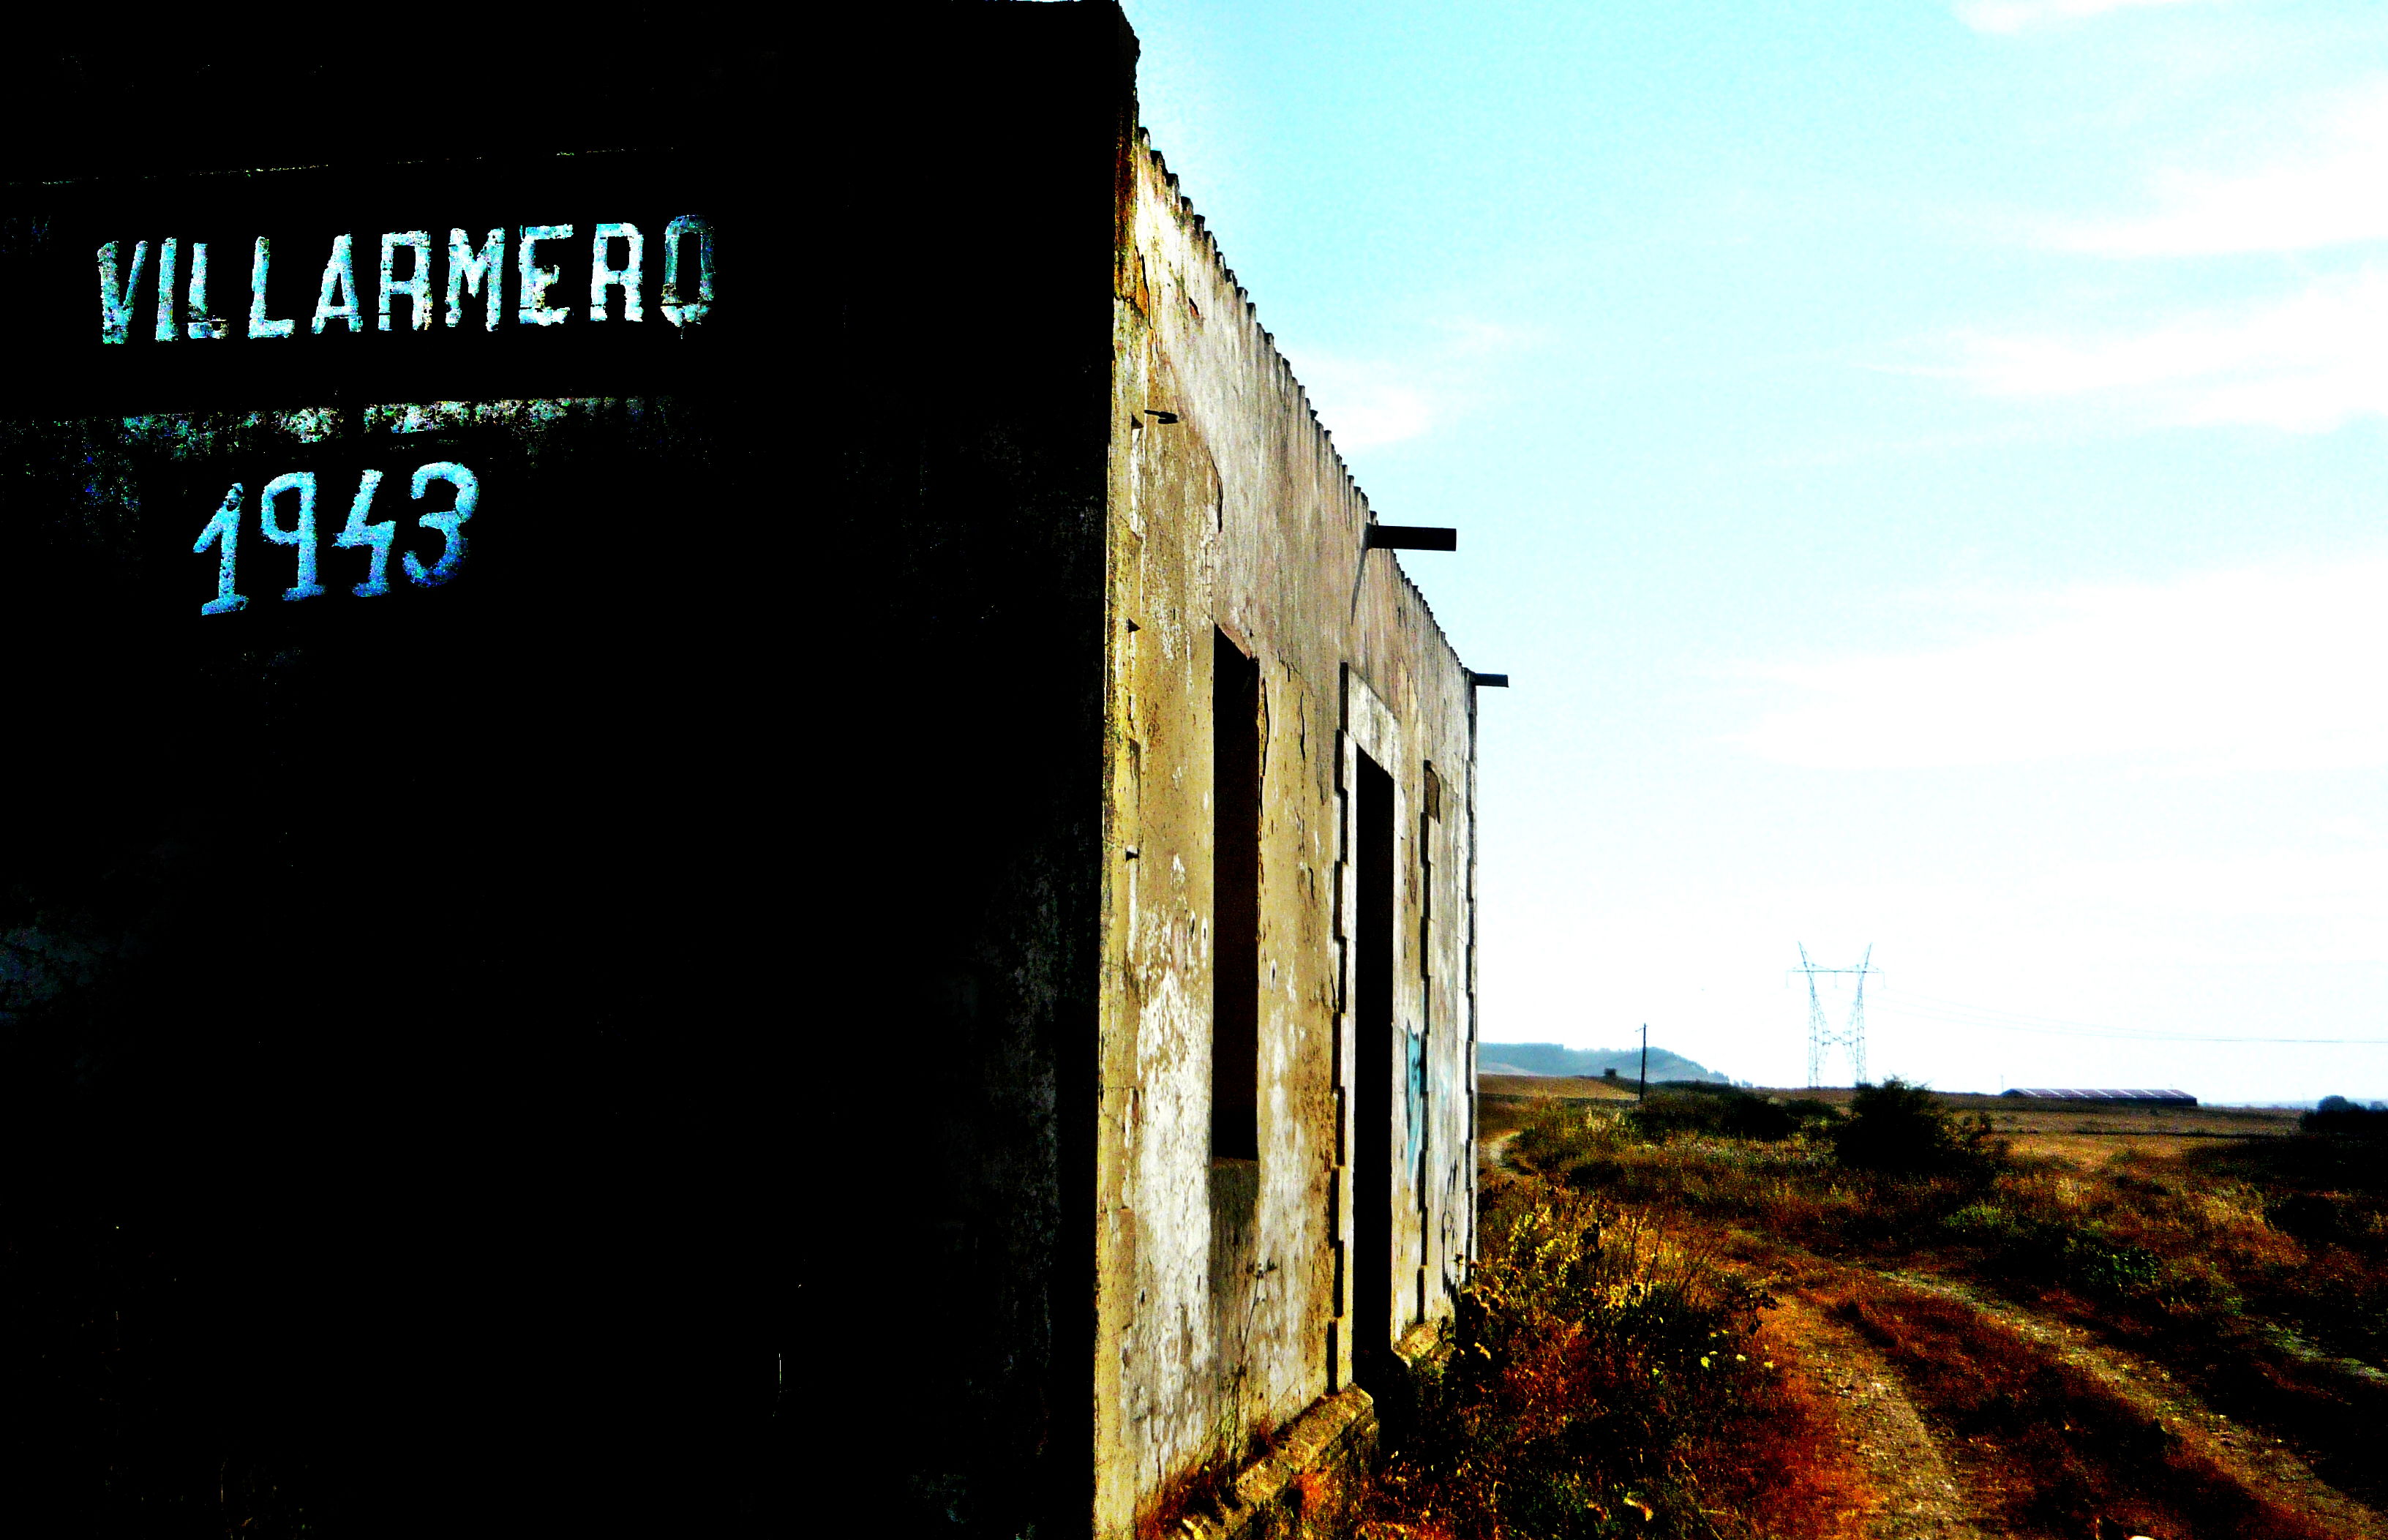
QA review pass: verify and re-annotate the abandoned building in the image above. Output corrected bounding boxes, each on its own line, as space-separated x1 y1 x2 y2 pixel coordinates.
0 4 1480 1532
829 5 1495 1536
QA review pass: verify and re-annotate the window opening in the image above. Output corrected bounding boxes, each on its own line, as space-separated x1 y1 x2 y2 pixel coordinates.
1212 629 1261 1160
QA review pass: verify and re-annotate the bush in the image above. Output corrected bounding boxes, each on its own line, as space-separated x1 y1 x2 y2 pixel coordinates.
1508 1099 1632 1177
1625 1084 1839 1144
2058 1233 2166 1301
1832 1078 2003 1179
2302 1096 2388 1138
1938 1204 2182 1304
2267 1192 2350 1244
1367 1187 1778 1539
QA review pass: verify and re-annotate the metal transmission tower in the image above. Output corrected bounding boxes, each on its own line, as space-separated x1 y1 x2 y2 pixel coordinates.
1798 944 1876 1087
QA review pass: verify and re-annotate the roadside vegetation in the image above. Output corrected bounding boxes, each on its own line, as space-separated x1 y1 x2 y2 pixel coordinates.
1361 1175 1863 1540
1361 1080 2387 1540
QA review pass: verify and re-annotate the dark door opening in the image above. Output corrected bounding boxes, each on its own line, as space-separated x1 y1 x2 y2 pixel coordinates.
1213 629 1261 1160
1353 749 1397 1390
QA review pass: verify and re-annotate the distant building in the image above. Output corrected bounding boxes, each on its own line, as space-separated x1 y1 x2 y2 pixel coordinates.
2001 1089 2199 1106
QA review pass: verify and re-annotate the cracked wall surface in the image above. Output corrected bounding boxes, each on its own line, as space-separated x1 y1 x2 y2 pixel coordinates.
1094 124 1481 1540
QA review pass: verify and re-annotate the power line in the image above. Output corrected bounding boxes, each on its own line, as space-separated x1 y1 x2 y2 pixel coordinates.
1870 986 2388 1046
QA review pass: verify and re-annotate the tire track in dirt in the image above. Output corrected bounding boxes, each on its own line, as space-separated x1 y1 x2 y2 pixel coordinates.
1768 1293 1990 1540
1873 1269 2388 1540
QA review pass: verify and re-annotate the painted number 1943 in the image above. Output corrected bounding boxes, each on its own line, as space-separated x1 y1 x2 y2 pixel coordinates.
194 461 475 615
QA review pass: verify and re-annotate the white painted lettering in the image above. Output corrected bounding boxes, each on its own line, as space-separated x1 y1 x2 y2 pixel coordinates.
334 469 396 596
379 231 433 332
102 217 716 347
258 470 327 601
517 225 572 327
403 461 475 586
154 237 180 343
249 238 297 339
98 240 149 345
660 214 713 328
194 484 247 615
589 222 643 323
446 228 504 331
312 234 362 334
186 242 228 339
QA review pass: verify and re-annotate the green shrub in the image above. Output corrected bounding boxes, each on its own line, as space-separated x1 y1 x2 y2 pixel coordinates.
1833 1078 2003 1179
1941 1207 2177 1303
1940 1201 2024 1242
2059 1233 2166 1301
1623 1084 1837 1144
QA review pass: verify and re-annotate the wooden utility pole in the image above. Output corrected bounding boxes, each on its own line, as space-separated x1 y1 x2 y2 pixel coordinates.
1639 1023 1648 1103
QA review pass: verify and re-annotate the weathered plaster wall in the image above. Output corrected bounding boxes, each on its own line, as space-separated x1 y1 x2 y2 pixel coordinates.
1095 129 1479 1536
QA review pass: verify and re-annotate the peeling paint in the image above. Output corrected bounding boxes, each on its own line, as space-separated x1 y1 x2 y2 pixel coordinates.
1094 127 1480 1539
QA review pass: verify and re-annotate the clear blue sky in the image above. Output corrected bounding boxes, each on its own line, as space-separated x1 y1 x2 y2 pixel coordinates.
1120 0 2388 1102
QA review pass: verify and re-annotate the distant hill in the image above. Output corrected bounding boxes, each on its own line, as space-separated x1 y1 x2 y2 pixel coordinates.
1480 1043 1728 1083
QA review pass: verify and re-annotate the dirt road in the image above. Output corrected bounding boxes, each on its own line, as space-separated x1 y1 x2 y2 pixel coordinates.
1473 1113 2387 1540
1768 1294 1989 1540
1877 1269 2388 1540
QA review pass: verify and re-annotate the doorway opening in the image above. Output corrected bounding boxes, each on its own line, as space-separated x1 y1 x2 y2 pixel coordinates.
1353 748 1396 1390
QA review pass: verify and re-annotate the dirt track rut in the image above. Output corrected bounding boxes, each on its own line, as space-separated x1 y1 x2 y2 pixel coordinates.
1876 1269 2388 1540
1770 1293 1990 1540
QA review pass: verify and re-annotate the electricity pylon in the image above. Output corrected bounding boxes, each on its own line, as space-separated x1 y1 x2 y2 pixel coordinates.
1798 944 1874 1088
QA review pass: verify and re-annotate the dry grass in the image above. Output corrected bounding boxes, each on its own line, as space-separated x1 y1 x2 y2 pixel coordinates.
1359 1179 1862 1540
1481 1075 1641 1102
1823 1279 2332 1540
1478 1078 1638 1143
1697 1313 1874 1540
1456 1085 2388 1536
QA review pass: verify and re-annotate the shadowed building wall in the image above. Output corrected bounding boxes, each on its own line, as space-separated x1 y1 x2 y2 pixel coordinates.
0 4 1482 1535
835 7 1487 1535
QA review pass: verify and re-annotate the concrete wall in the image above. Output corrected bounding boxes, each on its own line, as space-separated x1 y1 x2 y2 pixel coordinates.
828 10 1482 1535
827 10 1132 1537
0 18 797 1533
0 5 1480 1533
1094 128 1480 1537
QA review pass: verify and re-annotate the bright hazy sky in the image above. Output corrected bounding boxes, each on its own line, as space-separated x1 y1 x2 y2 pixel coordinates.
1120 0 2388 1102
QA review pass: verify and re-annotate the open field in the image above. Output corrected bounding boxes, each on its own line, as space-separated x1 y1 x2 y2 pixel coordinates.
1362 1081 2385 1540
1768 1092 2303 1167
1483 1081 2292 1156
1479 1074 1640 1141
1481 1073 1644 1101
1772 1089 2300 1142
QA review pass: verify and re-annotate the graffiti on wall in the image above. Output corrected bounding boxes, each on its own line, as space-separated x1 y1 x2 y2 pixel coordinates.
1405 1028 1427 1179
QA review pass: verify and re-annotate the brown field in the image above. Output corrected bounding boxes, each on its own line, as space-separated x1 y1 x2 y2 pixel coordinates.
1362 1079 2385 1540
1477 1073 1639 1140
1479 1073 1644 1101
1771 1088 2301 1140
